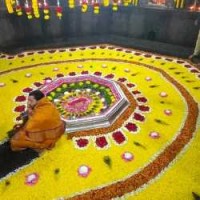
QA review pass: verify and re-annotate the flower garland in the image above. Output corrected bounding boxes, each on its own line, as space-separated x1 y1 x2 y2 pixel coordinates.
24 0 33 19
43 0 50 20
32 0 40 18
68 0 75 8
15 0 23 16
56 0 63 19
103 0 109 6
5 0 14 14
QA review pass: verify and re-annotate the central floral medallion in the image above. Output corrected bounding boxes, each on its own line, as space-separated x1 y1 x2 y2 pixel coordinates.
41 75 130 133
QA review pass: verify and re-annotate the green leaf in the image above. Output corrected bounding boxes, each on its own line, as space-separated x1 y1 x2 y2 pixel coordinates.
103 156 112 168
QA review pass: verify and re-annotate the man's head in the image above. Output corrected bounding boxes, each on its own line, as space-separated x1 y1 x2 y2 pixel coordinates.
28 90 45 108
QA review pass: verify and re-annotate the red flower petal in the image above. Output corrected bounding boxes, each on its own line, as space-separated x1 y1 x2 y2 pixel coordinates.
95 136 108 148
134 52 141 56
137 97 147 103
118 78 127 82
14 105 25 113
191 69 199 73
16 115 21 121
138 105 150 112
112 131 125 144
125 123 138 132
69 72 76 76
23 87 33 93
105 74 114 79
33 82 43 87
44 77 52 81
76 138 89 148
134 113 145 122
81 71 89 74
94 72 102 76
144 54 152 58
132 90 141 95
177 60 184 64
185 64 192 68
15 95 26 102
57 73 64 78
127 83 135 88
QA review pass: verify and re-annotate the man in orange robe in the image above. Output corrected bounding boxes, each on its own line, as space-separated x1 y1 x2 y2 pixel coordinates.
10 90 65 151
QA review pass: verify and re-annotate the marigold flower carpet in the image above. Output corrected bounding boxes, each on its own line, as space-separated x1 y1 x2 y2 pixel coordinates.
0 44 199 200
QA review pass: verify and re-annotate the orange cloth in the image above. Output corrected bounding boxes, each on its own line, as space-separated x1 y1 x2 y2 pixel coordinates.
10 97 65 151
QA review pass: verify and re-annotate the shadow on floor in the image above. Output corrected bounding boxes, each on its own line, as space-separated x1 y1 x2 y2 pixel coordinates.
0 141 39 179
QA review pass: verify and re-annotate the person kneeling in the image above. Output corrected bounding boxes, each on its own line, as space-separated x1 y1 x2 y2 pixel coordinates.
10 90 65 152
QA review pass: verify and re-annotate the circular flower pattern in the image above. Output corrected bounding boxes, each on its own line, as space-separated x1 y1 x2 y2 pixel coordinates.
0 45 199 200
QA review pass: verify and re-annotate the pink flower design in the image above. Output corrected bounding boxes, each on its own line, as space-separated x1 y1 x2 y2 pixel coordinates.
95 136 108 148
149 131 160 139
134 113 145 122
164 109 172 116
125 123 138 132
122 152 134 162
78 165 91 177
112 131 126 144
76 138 89 148
25 173 39 186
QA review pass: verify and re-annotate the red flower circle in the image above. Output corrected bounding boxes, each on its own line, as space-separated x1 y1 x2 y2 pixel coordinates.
22 87 33 93
14 105 25 112
94 72 102 76
76 138 89 148
112 131 125 144
15 95 26 102
138 105 150 112
81 71 89 74
105 74 114 79
125 123 138 132
95 136 108 148
134 113 145 122
137 97 147 103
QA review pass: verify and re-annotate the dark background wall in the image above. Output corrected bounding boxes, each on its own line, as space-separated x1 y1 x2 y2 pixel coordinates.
0 3 199 57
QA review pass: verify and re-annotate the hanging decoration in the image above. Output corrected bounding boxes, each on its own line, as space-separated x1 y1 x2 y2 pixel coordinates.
68 0 75 8
103 0 109 6
15 0 23 16
56 0 63 19
43 0 50 20
24 0 33 19
80 0 89 13
5 0 14 13
32 0 40 18
175 0 185 8
123 0 132 6
4 0 192 19
93 0 100 14
112 0 121 11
